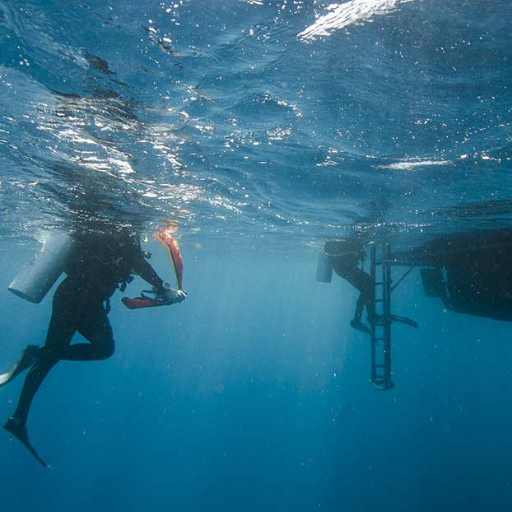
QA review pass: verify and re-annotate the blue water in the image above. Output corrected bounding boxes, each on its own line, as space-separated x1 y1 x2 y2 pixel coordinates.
1 0 512 510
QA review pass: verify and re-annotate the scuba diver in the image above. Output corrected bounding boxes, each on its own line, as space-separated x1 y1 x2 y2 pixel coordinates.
0 228 186 467
323 238 375 334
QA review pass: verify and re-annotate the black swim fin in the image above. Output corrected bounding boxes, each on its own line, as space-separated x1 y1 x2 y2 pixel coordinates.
368 314 419 329
3 418 50 469
390 314 419 328
0 346 40 388
350 319 371 335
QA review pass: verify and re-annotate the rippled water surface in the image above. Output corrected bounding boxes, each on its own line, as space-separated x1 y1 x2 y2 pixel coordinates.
1 0 511 246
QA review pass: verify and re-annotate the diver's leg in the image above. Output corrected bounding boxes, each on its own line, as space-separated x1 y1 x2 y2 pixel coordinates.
7 280 77 426
350 303 371 334
3 354 55 468
8 355 58 426
354 294 365 322
60 302 114 361
347 268 374 319
0 284 76 386
348 268 374 334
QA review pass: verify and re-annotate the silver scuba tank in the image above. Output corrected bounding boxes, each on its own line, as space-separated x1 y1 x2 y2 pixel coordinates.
316 249 333 283
8 232 76 303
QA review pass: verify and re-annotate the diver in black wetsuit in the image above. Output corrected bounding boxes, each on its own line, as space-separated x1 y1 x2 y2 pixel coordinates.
2 229 186 466
324 239 374 334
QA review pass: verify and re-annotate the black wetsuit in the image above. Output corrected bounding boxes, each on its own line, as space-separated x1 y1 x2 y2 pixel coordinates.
324 239 374 322
12 232 165 426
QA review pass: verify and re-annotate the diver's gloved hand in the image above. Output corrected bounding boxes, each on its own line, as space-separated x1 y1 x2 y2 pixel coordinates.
162 288 187 304
157 281 187 304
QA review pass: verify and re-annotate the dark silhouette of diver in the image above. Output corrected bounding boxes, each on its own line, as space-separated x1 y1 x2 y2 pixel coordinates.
324 239 374 334
1 229 186 467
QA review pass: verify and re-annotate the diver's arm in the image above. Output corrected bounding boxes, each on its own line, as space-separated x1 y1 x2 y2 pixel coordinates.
131 250 166 294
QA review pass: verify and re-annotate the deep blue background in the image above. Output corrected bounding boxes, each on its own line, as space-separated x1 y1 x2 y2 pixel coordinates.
1 241 511 511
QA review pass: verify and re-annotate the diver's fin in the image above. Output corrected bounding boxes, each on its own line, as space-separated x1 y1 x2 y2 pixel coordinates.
3 418 50 469
390 314 419 328
153 230 184 290
350 319 371 335
0 346 40 388
121 296 169 309
0 372 10 387
368 314 419 329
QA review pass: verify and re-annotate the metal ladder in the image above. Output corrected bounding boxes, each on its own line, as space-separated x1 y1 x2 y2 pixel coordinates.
369 243 394 390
